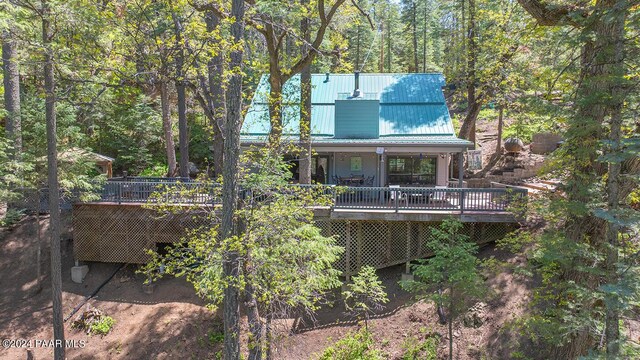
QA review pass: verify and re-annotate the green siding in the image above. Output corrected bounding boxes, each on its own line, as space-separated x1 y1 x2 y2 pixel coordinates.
334 100 380 139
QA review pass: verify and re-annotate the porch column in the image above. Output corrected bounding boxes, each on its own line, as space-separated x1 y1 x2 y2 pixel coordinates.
379 153 386 187
458 152 464 187
449 153 454 180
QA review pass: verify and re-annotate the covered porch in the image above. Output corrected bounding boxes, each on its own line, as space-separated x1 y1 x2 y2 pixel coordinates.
287 144 467 189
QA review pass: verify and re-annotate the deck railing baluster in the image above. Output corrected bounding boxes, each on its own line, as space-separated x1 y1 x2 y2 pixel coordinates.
84 179 527 214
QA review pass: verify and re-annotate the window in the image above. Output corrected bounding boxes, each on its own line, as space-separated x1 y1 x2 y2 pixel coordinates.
387 155 436 185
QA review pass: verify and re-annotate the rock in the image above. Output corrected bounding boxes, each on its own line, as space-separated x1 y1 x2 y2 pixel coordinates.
188 162 198 176
463 302 488 328
407 312 422 323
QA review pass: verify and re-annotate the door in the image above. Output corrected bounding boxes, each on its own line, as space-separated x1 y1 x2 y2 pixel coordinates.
312 156 329 184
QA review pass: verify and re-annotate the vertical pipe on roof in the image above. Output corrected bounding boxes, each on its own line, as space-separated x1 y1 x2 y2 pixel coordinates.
352 71 361 98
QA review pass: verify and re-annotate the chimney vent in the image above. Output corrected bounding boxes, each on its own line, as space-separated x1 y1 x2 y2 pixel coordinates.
352 71 361 98
324 72 330 82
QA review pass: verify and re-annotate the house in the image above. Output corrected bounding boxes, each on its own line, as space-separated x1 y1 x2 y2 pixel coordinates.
72 73 527 275
241 72 473 187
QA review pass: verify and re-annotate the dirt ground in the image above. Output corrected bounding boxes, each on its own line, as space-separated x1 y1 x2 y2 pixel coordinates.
1 214 539 360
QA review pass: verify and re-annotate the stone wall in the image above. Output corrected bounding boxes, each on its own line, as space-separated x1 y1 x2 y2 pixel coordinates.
530 132 562 154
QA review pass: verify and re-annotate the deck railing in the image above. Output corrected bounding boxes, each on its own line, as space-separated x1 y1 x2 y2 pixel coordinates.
100 181 219 205
91 181 527 213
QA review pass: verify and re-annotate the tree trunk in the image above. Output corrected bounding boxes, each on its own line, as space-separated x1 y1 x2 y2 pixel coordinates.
422 4 427 72
448 294 454 360
36 194 42 293
205 11 226 178
42 1 65 358
603 3 626 357
299 1 312 185
265 311 273 360
245 273 263 360
516 1 630 358
496 105 503 154
386 19 392 71
2 29 22 157
267 75 283 146
160 81 177 177
379 23 384 72
412 2 418 72
460 0 477 145
458 100 481 142
173 14 189 178
222 0 245 358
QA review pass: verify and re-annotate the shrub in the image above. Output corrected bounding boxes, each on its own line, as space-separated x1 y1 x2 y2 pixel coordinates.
0 208 25 228
90 316 115 336
401 334 438 360
318 328 384 360
71 308 115 336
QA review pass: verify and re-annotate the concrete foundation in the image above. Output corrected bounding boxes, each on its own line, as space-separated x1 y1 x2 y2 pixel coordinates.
71 265 89 284
401 273 415 282
142 283 155 295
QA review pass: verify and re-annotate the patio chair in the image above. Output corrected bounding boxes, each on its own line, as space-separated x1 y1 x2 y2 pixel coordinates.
365 176 375 186
388 185 408 207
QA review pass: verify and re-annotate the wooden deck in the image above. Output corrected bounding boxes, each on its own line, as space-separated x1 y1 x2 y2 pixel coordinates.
71 179 525 270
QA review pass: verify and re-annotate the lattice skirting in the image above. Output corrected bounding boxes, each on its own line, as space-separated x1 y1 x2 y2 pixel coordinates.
314 220 514 277
73 204 514 272
73 204 208 264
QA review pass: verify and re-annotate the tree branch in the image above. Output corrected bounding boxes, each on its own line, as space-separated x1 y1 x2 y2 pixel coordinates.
516 0 588 27
288 0 347 78
350 0 374 30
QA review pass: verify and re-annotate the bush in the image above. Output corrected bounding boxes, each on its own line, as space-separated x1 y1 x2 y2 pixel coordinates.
139 163 168 177
0 208 25 228
90 316 115 336
318 328 385 360
71 308 115 336
401 334 438 360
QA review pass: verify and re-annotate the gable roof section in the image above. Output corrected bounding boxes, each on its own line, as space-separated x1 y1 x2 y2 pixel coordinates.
242 73 466 146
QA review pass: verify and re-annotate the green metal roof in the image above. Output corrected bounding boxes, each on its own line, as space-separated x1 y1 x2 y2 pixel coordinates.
241 135 473 146
242 73 468 146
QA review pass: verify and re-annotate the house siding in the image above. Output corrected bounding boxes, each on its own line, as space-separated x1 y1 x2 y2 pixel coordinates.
333 152 378 183
334 99 380 139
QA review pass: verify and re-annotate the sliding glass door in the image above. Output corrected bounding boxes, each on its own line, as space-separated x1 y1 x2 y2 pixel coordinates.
387 155 436 185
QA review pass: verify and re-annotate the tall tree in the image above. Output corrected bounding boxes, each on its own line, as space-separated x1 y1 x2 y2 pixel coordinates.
160 81 178 176
516 0 635 357
2 29 22 157
173 12 189 178
42 0 65 358
196 0 350 146
221 0 245 357
458 0 478 144
205 11 226 177
299 0 312 185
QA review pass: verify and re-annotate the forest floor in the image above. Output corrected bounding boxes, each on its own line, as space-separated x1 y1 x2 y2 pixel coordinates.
0 214 537 360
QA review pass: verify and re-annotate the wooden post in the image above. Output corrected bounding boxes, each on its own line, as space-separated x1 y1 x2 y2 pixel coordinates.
345 221 351 281
356 222 363 269
458 152 464 187
405 222 411 273
459 152 465 213
386 223 391 263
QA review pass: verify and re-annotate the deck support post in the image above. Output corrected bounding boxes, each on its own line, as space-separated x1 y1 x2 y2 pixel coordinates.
458 152 465 213
402 222 414 282
345 221 351 282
